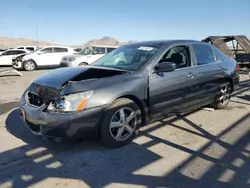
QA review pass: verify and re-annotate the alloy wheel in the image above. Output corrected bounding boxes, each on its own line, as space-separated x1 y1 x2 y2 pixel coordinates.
219 85 230 104
109 107 137 141
25 61 35 71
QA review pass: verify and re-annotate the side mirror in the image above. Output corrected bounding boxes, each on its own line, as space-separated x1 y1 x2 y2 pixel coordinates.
154 61 176 73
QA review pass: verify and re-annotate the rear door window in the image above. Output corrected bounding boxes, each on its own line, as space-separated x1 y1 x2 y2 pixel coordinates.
2 50 15 55
211 46 225 62
192 44 216 65
14 50 26 55
54 47 68 53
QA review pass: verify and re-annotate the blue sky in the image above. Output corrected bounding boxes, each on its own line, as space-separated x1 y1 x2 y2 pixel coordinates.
0 0 250 45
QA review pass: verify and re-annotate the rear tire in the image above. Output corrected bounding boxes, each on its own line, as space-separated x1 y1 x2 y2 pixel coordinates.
100 98 142 148
212 82 232 109
23 60 36 71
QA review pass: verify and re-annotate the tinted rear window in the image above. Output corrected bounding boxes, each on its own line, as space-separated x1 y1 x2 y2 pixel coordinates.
54 48 68 52
192 44 216 65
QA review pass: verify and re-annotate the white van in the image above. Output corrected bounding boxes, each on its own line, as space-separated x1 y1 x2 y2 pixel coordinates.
60 45 119 67
13 46 76 71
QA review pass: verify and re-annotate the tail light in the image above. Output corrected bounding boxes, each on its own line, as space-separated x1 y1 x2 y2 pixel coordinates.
235 65 240 71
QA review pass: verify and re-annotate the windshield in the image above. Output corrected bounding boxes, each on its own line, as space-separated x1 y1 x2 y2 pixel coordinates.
79 46 94 55
92 43 163 71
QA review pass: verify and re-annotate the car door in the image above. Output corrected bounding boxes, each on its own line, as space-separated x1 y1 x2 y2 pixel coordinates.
36 47 55 66
149 44 195 118
185 43 225 106
53 47 70 65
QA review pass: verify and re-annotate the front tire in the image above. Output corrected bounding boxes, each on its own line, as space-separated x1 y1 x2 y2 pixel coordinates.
212 82 232 109
100 98 141 148
23 60 36 71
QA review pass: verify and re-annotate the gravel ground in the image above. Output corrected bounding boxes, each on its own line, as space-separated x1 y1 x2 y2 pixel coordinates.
0 69 250 188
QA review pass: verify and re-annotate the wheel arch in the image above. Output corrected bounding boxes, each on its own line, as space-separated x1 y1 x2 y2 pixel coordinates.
22 59 37 68
116 95 147 126
225 77 234 92
77 62 89 66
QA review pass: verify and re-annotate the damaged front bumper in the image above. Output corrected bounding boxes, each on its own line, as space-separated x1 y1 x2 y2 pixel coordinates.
12 61 22 69
12 57 23 69
19 96 105 140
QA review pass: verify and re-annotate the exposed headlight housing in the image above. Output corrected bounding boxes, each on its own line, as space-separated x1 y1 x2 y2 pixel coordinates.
47 91 93 112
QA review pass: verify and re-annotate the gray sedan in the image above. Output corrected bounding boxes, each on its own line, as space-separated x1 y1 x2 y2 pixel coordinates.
19 40 240 148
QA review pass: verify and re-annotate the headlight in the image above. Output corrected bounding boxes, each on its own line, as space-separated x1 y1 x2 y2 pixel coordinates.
47 91 93 112
62 57 76 62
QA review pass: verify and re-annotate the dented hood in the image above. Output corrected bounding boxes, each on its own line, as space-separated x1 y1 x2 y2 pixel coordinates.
30 66 129 93
32 67 89 89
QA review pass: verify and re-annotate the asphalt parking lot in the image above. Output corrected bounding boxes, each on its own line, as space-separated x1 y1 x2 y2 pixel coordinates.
0 69 250 188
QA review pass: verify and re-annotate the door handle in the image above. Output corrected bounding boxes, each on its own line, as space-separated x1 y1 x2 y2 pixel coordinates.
188 72 197 78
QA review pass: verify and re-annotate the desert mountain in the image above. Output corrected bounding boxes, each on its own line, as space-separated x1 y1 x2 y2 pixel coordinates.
0 36 137 49
82 36 137 47
0 37 58 49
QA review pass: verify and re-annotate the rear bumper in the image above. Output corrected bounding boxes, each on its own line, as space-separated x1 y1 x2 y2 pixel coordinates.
233 72 240 87
19 102 105 140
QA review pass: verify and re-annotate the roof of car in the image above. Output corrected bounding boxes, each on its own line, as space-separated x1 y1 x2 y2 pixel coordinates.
40 46 74 49
87 45 120 48
4 48 30 52
17 46 37 48
124 40 202 46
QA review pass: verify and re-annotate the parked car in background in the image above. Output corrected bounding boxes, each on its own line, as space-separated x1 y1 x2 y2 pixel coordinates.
12 46 76 71
60 45 118 67
16 46 38 51
19 40 240 148
0 48 7 53
74 48 82 52
0 49 30 66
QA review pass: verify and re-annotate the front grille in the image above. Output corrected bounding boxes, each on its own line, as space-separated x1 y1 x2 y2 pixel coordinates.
27 92 51 107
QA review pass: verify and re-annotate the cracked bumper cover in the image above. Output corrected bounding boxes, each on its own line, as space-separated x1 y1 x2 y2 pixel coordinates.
19 98 105 140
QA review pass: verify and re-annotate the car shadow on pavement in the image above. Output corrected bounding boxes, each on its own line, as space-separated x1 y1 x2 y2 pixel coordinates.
0 101 20 116
1 105 250 188
4 108 101 151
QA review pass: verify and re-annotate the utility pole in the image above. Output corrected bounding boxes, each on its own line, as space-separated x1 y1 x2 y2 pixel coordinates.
36 24 39 47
